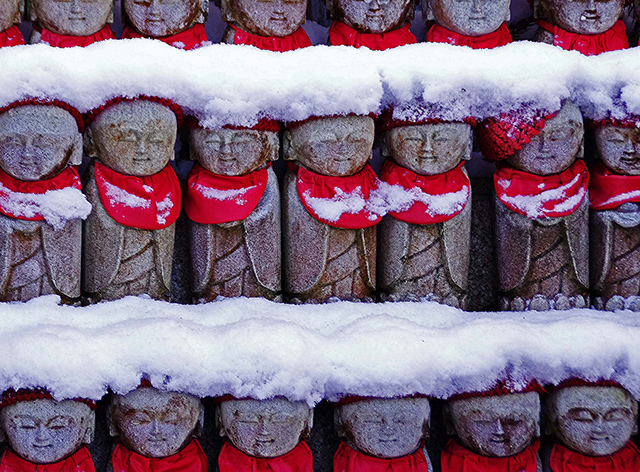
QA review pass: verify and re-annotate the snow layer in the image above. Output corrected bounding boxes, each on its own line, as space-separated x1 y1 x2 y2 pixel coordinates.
3 295 640 405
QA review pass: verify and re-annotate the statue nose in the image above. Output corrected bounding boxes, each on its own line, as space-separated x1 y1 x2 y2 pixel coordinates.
70 0 82 13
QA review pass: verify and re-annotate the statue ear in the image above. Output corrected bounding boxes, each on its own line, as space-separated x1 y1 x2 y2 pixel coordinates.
83 409 96 444
27 0 36 22
219 0 233 22
422 0 435 22
107 402 118 437
84 127 98 160
380 132 391 158
267 132 279 162
282 130 295 161
577 133 584 160
504 5 510 21
107 0 114 22
215 405 226 437
70 133 84 166
194 402 205 437
632 401 638 435
334 407 347 438
14 0 22 23
443 403 457 436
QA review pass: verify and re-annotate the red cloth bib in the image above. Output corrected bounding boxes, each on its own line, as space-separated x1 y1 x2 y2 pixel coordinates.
536 20 628 55
229 24 312 51
111 440 207 472
328 21 416 50
0 447 95 472
184 163 268 224
38 24 115 47
122 24 209 50
494 160 589 219
291 163 382 229
0 166 81 221
334 441 429 472
0 25 24 47
94 161 180 230
379 159 470 224
219 442 313 472
550 441 640 472
590 161 640 210
426 22 512 49
441 439 539 472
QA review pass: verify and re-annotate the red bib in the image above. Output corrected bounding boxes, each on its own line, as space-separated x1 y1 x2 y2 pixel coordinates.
94 161 180 230
0 447 95 472
329 21 416 50
536 20 628 55
229 24 312 51
219 442 313 472
122 24 209 50
550 442 640 472
291 163 382 229
111 440 207 472
494 160 589 219
379 159 470 224
0 25 24 47
442 439 539 472
184 163 268 224
38 24 115 47
334 441 429 472
590 161 640 210
426 22 512 49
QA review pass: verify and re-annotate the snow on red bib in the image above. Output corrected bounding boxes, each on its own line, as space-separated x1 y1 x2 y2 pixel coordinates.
0 446 95 472
291 163 382 229
494 160 589 219
441 438 539 472
229 24 312 51
122 24 209 50
111 440 207 472
426 22 512 49
536 20 628 55
94 161 180 230
334 441 429 472
379 159 470 224
219 441 313 472
590 161 640 210
0 25 24 47
550 441 640 472
38 24 115 47
329 21 416 50
184 163 268 224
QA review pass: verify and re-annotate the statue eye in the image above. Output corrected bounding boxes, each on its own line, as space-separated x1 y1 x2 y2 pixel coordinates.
33 136 58 149
129 413 153 425
501 418 523 427
16 419 37 430
2 135 23 147
604 409 630 421
162 412 181 424
48 418 71 430
568 409 594 421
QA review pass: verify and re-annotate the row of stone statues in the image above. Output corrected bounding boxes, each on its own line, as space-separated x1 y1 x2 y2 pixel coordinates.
0 0 631 53
0 379 635 472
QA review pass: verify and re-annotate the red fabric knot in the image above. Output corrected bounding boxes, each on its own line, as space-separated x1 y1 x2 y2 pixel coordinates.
426 22 512 49
448 380 545 402
334 441 430 472
441 439 540 472
549 442 640 472
85 96 183 129
0 99 84 133
0 25 24 47
37 23 115 47
0 446 95 472
111 440 207 472
122 24 209 50
219 441 313 472
328 21 416 50
590 161 640 210
229 24 312 51
536 20 628 55
1 388 97 410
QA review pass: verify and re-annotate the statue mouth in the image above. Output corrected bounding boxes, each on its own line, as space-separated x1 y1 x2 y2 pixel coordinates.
581 12 600 21
378 438 398 442
32 444 53 449
256 438 275 444
620 156 640 165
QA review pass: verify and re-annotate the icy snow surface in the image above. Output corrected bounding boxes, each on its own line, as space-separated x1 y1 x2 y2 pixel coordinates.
2 295 640 405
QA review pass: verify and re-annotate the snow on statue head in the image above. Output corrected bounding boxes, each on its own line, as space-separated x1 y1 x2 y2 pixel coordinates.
593 116 640 176
28 0 113 36
0 388 95 464
0 0 22 32
533 0 623 34
123 0 207 37
219 0 306 36
422 0 510 36
325 0 414 34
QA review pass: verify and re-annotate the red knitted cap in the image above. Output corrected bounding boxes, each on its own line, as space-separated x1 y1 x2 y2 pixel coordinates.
547 378 626 392
335 393 429 406
1 388 97 410
285 113 378 129
378 108 476 132
588 115 640 129
0 99 84 133
477 109 558 161
185 116 281 132
448 380 545 402
85 96 184 128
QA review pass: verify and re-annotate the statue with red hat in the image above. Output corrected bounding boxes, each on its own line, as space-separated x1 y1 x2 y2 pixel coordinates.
282 114 380 303
82 96 183 302
185 117 282 302
0 99 90 302
0 0 24 47
477 100 589 311
377 108 473 307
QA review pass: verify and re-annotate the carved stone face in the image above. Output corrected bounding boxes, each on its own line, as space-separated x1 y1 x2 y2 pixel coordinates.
543 0 623 34
0 0 20 32
448 392 540 458
31 0 112 36
227 0 306 36
0 399 94 464
124 0 199 37
88 100 177 177
507 102 583 176
190 128 277 176
110 388 202 458
385 122 471 175
286 115 375 177
336 398 430 459
0 105 81 181
595 125 640 176
426 0 510 36
548 386 637 456
218 398 312 458
334 0 413 34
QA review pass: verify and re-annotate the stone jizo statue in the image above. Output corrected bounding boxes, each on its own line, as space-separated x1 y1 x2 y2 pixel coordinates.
186 118 281 302
0 0 24 46
83 97 182 302
377 112 472 307
282 114 380 303
477 101 589 311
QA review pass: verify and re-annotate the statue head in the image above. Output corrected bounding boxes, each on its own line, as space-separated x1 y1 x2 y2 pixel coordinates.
544 380 637 456
423 0 510 36
334 396 431 459
325 0 414 34
220 0 306 36
534 0 623 34
123 0 207 37
594 118 640 176
29 0 113 36
109 385 204 458
283 114 375 177
189 119 280 176
217 397 313 458
0 389 95 464
0 0 22 32
85 98 181 177
0 102 83 182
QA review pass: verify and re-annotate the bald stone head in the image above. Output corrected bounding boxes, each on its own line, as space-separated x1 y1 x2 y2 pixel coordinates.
0 0 21 32
536 0 623 34
123 0 206 37
423 0 510 36
30 0 113 36
221 0 306 36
